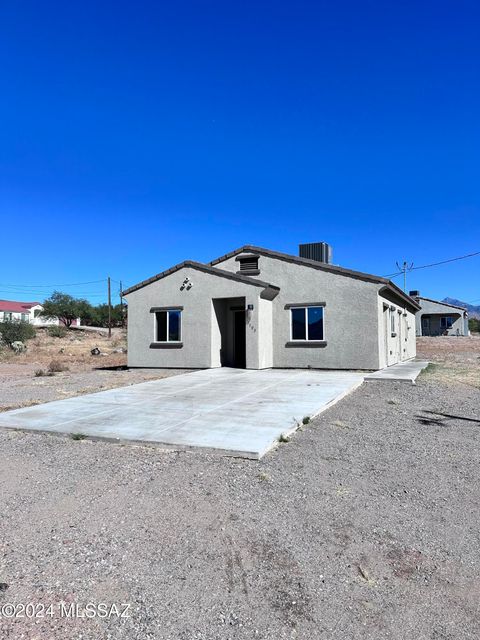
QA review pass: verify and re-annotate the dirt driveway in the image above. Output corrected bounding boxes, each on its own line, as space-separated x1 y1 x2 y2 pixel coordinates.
0 327 187 411
1 370 479 639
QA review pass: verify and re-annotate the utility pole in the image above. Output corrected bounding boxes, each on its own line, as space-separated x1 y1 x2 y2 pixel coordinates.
119 280 124 328
396 261 414 292
107 276 112 338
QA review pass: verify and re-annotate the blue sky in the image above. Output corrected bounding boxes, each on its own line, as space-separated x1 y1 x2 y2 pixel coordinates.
0 0 479 305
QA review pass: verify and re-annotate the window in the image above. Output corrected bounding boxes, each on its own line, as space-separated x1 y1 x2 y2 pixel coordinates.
390 308 396 334
3 312 12 321
21 313 29 322
290 306 324 341
155 309 181 342
441 316 453 329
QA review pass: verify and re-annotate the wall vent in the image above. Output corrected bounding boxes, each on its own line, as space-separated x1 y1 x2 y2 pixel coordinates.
239 257 258 271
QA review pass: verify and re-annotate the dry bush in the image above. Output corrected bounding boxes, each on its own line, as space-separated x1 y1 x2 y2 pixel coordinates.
48 360 69 373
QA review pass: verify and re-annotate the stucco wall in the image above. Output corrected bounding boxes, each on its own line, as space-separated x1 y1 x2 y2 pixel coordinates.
414 298 466 336
377 297 416 368
214 254 383 370
125 267 271 369
257 297 273 368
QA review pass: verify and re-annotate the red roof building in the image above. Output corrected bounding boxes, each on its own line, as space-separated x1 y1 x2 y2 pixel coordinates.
0 300 42 313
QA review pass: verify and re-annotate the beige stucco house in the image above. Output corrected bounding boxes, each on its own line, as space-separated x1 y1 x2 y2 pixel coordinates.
122 243 420 371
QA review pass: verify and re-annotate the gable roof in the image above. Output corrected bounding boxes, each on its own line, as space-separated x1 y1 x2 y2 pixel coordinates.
210 245 421 311
0 300 41 313
415 296 467 312
121 260 280 300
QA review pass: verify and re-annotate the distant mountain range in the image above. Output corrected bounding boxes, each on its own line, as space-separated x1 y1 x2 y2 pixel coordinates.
442 298 480 319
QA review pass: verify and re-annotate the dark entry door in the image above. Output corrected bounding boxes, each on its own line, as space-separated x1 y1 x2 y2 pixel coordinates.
233 310 246 368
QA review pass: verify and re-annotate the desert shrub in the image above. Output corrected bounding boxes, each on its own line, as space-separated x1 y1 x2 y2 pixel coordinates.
34 369 54 377
48 359 69 373
0 321 36 346
47 325 68 338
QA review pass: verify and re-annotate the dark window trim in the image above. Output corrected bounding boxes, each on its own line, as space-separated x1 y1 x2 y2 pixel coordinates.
284 302 326 309
150 306 183 313
150 342 183 349
285 341 327 348
236 269 260 276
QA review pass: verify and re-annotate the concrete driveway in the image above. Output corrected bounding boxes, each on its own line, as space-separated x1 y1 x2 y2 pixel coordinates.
0 368 364 458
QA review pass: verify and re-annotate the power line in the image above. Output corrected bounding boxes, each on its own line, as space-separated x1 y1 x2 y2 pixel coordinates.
383 250 480 279
0 279 107 288
0 291 107 298
0 286 107 295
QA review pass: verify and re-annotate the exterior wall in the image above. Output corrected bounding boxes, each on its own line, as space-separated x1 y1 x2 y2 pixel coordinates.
214 254 383 370
125 267 272 369
414 298 467 336
30 305 59 326
0 310 31 323
0 306 48 324
257 296 273 369
377 296 416 369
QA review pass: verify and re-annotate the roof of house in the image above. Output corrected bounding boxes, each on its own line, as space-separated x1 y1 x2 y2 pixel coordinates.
0 300 41 313
121 260 280 299
210 245 421 311
415 296 467 312
122 245 420 312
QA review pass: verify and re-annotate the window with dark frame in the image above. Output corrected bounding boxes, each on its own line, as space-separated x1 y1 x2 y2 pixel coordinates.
441 316 453 329
290 306 324 341
390 308 396 334
155 309 181 342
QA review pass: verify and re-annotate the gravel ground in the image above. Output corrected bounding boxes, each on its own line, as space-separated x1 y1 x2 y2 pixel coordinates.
1 374 479 639
416 336 480 388
0 364 187 411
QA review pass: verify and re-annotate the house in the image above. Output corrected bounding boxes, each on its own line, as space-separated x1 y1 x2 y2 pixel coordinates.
409 292 469 336
0 300 44 324
0 300 79 326
122 243 420 371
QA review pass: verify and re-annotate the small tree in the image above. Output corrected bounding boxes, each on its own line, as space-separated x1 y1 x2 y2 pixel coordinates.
82 303 126 328
40 291 92 327
469 318 480 334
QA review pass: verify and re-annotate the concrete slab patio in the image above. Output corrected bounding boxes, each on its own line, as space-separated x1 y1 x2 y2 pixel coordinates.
365 360 429 384
0 368 364 458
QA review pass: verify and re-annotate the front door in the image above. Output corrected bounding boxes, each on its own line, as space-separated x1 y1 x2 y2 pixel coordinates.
233 310 246 368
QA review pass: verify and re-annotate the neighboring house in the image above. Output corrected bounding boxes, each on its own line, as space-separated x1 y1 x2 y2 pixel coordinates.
410 292 469 336
122 243 420 371
0 300 79 326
